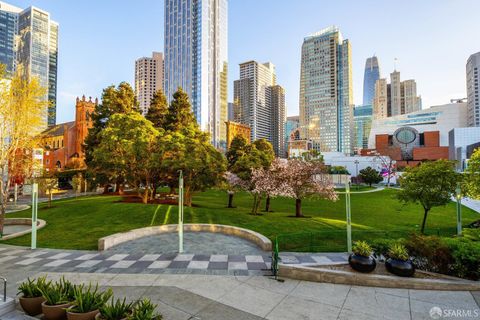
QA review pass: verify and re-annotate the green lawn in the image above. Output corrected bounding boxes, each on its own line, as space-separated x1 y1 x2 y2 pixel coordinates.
3 189 478 252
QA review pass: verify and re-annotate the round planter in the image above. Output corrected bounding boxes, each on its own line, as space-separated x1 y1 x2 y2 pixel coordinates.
18 296 45 316
385 258 415 277
348 253 376 273
42 301 72 320
95 313 128 320
67 309 99 320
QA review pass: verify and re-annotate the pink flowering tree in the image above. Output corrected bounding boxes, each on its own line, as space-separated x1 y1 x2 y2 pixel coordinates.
275 159 338 217
251 162 284 214
223 171 248 208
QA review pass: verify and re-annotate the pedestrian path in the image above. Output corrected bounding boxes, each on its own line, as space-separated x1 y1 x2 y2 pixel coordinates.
0 245 348 276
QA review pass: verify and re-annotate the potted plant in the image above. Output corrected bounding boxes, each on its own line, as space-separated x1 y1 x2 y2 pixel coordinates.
40 282 73 320
66 284 113 320
385 243 415 277
96 297 135 320
17 276 49 316
348 240 376 273
129 299 162 320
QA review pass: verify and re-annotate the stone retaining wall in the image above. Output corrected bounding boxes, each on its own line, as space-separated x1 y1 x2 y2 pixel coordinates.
98 224 272 252
279 264 480 291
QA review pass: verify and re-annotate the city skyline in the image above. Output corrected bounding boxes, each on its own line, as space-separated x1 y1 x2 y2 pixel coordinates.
5 0 480 124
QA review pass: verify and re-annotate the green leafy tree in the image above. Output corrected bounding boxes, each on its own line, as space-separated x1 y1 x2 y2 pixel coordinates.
397 160 460 234
38 170 58 208
160 89 226 206
165 88 196 132
359 166 383 187
225 135 248 169
465 148 480 199
93 113 162 204
146 90 169 129
84 82 138 194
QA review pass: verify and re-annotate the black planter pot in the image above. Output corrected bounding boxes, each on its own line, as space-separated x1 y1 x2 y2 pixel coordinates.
348 253 376 273
385 258 415 277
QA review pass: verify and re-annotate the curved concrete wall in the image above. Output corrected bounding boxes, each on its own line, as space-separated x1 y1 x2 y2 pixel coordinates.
98 224 272 252
1 218 46 240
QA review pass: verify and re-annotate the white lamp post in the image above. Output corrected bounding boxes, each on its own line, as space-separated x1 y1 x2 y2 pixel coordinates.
178 170 184 253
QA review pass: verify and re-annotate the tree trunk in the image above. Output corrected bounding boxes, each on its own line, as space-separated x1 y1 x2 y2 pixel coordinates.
142 187 149 204
265 195 271 212
169 186 176 194
420 207 430 234
0 180 5 237
151 182 158 201
295 198 303 217
103 185 109 194
49 191 53 208
184 186 192 207
227 192 234 208
117 184 124 195
254 195 263 215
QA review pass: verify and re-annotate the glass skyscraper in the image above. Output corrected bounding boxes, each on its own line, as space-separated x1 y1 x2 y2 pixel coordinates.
299 26 353 154
0 2 58 127
363 56 380 106
353 104 373 151
164 0 228 149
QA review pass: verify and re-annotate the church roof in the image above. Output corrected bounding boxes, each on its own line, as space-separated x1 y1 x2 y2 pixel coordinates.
41 121 75 138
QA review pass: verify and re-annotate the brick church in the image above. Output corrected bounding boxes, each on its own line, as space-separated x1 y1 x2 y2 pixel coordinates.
40 96 96 172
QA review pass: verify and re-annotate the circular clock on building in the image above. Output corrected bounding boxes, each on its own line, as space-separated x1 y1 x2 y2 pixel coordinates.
395 127 417 144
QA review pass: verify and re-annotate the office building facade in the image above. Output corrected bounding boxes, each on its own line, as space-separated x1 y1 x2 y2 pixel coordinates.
299 26 353 154
135 52 164 115
233 60 286 156
467 52 480 127
353 104 373 151
373 70 421 120
363 56 380 106
0 2 58 127
164 0 228 148
285 115 299 156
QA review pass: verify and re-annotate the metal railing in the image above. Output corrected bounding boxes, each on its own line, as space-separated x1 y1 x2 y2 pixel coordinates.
0 277 6 302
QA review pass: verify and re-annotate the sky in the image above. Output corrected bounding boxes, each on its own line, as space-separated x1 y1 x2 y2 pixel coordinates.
9 0 480 123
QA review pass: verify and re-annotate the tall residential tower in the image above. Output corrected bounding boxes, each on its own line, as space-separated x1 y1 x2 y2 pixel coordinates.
299 26 353 153
164 0 228 148
233 61 286 157
135 52 164 115
363 56 380 106
467 52 480 127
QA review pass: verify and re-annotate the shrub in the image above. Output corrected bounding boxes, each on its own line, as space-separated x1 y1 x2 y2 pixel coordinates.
17 276 50 298
130 299 162 320
443 238 480 281
388 243 409 261
404 233 453 274
69 284 113 313
352 241 372 257
370 238 398 258
462 228 480 242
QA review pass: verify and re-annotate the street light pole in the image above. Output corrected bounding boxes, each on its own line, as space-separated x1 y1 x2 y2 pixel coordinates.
354 160 359 190
345 181 352 253
178 170 184 253
455 183 462 237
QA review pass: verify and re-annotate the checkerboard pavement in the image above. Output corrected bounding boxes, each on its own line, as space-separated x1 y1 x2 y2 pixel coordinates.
0 246 347 276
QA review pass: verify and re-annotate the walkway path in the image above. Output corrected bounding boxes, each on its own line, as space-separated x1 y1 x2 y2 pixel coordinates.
2 271 479 320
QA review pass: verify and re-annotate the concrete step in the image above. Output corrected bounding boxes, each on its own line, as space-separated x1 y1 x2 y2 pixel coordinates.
0 296 16 318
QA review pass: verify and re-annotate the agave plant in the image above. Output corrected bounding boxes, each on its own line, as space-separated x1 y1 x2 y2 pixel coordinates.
17 276 50 298
57 276 75 301
352 241 373 257
69 284 113 313
39 282 70 306
388 243 410 261
98 297 135 320
129 299 162 320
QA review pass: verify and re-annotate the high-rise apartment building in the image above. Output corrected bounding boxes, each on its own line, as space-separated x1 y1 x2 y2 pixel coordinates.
363 56 380 106
0 1 58 127
373 70 421 119
299 26 353 154
135 52 164 115
285 115 299 156
233 61 286 156
164 0 228 149
466 52 480 127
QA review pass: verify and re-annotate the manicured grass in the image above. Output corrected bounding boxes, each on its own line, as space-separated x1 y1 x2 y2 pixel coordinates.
3 189 478 251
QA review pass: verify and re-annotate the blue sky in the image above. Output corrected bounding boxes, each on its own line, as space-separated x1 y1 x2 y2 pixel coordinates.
10 0 480 123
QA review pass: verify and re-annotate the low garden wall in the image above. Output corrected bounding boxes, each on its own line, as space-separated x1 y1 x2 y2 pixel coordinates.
1 218 47 240
279 264 480 291
98 224 272 252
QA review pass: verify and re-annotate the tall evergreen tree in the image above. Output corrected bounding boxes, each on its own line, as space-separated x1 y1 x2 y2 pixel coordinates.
165 88 197 132
146 90 169 129
226 135 248 169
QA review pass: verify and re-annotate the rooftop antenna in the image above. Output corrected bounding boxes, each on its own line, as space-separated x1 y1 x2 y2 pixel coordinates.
394 58 398 71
